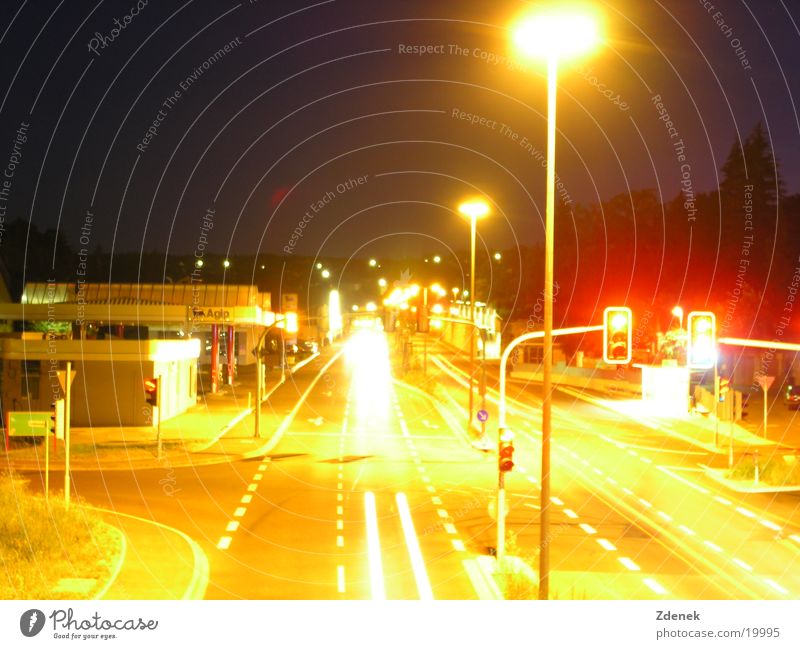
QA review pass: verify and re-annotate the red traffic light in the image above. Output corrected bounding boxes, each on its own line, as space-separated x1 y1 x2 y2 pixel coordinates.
498 430 514 473
603 306 632 364
144 377 159 407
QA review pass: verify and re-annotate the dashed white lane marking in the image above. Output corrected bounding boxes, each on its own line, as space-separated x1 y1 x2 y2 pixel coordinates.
247 484 257 492
550 496 564 506
657 511 673 522
426 485 436 493
579 523 597 535
240 495 252 504
733 558 752 571
606 477 618 485
258 464 267 471
431 496 443 505
760 520 782 532
225 521 239 532
337 493 343 502
736 507 756 519
790 535 800 544
253 473 263 481
703 540 722 552
337 506 343 515
764 579 789 595
396 493 434 600
563 509 578 519
678 525 696 536
337 535 344 547
444 523 457 535
639 457 653 464
619 557 640 571
643 578 668 595
436 509 449 519
364 492 385 600
452 539 466 551
597 538 617 551
337 565 346 593
337 520 344 530
638 498 652 508
234 507 247 517
216 536 232 550
714 496 732 505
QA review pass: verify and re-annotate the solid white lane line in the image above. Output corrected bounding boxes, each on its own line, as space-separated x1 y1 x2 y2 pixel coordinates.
733 558 752 571
216 536 232 550
396 493 434 600
579 524 596 535
643 578 668 595
597 539 617 551
657 466 709 494
364 492 385 600
225 521 239 532
337 565 345 593
618 557 640 571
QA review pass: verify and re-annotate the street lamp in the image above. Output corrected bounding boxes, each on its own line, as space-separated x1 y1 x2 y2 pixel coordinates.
321 269 331 279
672 305 684 330
512 6 601 600
369 258 378 268
458 197 490 435
222 259 231 269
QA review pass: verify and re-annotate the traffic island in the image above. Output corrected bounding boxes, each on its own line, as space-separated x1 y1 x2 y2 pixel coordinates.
0 473 123 599
703 452 800 493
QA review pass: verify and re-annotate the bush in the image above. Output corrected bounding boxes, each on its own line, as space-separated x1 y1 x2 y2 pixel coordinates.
0 473 121 599
727 454 800 486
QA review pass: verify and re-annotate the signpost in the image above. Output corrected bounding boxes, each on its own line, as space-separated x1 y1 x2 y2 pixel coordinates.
477 409 489 423
755 375 775 438
6 411 52 498
57 363 76 509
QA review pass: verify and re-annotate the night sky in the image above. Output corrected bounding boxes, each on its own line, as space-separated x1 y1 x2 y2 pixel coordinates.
0 0 798 268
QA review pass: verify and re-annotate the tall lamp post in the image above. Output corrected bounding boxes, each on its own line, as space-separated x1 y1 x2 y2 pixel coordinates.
512 7 601 600
457 198 490 434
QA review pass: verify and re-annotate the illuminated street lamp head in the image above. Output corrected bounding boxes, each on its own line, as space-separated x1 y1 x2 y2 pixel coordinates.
378 278 387 288
195 259 203 268
316 262 323 270
369 258 377 267
321 269 331 279
494 252 502 261
222 259 230 269
512 6 601 61
457 198 490 221
433 255 441 264
672 305 684 319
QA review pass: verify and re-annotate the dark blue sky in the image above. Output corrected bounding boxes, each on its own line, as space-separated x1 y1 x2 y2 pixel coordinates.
0 0 798 262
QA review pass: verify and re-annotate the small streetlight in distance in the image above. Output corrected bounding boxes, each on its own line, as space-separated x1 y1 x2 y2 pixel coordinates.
494 252 502 261
433 255 441 264
511 3 602 602
321 269 331 279
672 305 684 330
316 262 323 270
223 259 231 269
195 259 204 268
352 305 360 312
378 278 387 288
369 258 378 268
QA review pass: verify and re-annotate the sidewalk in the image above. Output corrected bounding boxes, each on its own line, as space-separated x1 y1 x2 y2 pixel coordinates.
2 354 320 472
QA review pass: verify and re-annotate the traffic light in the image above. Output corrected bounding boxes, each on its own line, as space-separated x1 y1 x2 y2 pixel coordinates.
719 377 730 402
687 311 716 369
498 429 514 473
49 399 65 440
144 377 159 407
603 306 632 364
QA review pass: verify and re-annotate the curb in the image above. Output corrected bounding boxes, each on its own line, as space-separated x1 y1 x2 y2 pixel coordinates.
92 521 127 600
702 465 800 494
92 506 210 600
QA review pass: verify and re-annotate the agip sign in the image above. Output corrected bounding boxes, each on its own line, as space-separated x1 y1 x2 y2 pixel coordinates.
191 307 231 323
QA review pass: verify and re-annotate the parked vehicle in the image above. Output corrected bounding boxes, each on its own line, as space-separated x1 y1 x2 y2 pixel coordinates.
784 384 800 409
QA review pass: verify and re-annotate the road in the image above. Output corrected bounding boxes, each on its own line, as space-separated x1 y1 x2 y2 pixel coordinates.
18 329 800 599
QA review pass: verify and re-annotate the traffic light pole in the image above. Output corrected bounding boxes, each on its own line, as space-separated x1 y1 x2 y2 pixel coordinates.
497 464 506 564
156 373 163 460
713 361 719 448
64 361 72 510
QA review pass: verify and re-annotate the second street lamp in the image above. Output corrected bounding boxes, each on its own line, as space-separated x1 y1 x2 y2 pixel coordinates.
457 198 490 435
512 5 601 600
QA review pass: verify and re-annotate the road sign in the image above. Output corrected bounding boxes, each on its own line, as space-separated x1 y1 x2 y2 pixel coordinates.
7 412 51 437
477 409 489 422
56 369 76 393
756 375 775 391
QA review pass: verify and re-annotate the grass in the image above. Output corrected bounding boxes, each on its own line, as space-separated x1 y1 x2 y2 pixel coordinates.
0 472 122 599
494 532 538 599
727 454 800 487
